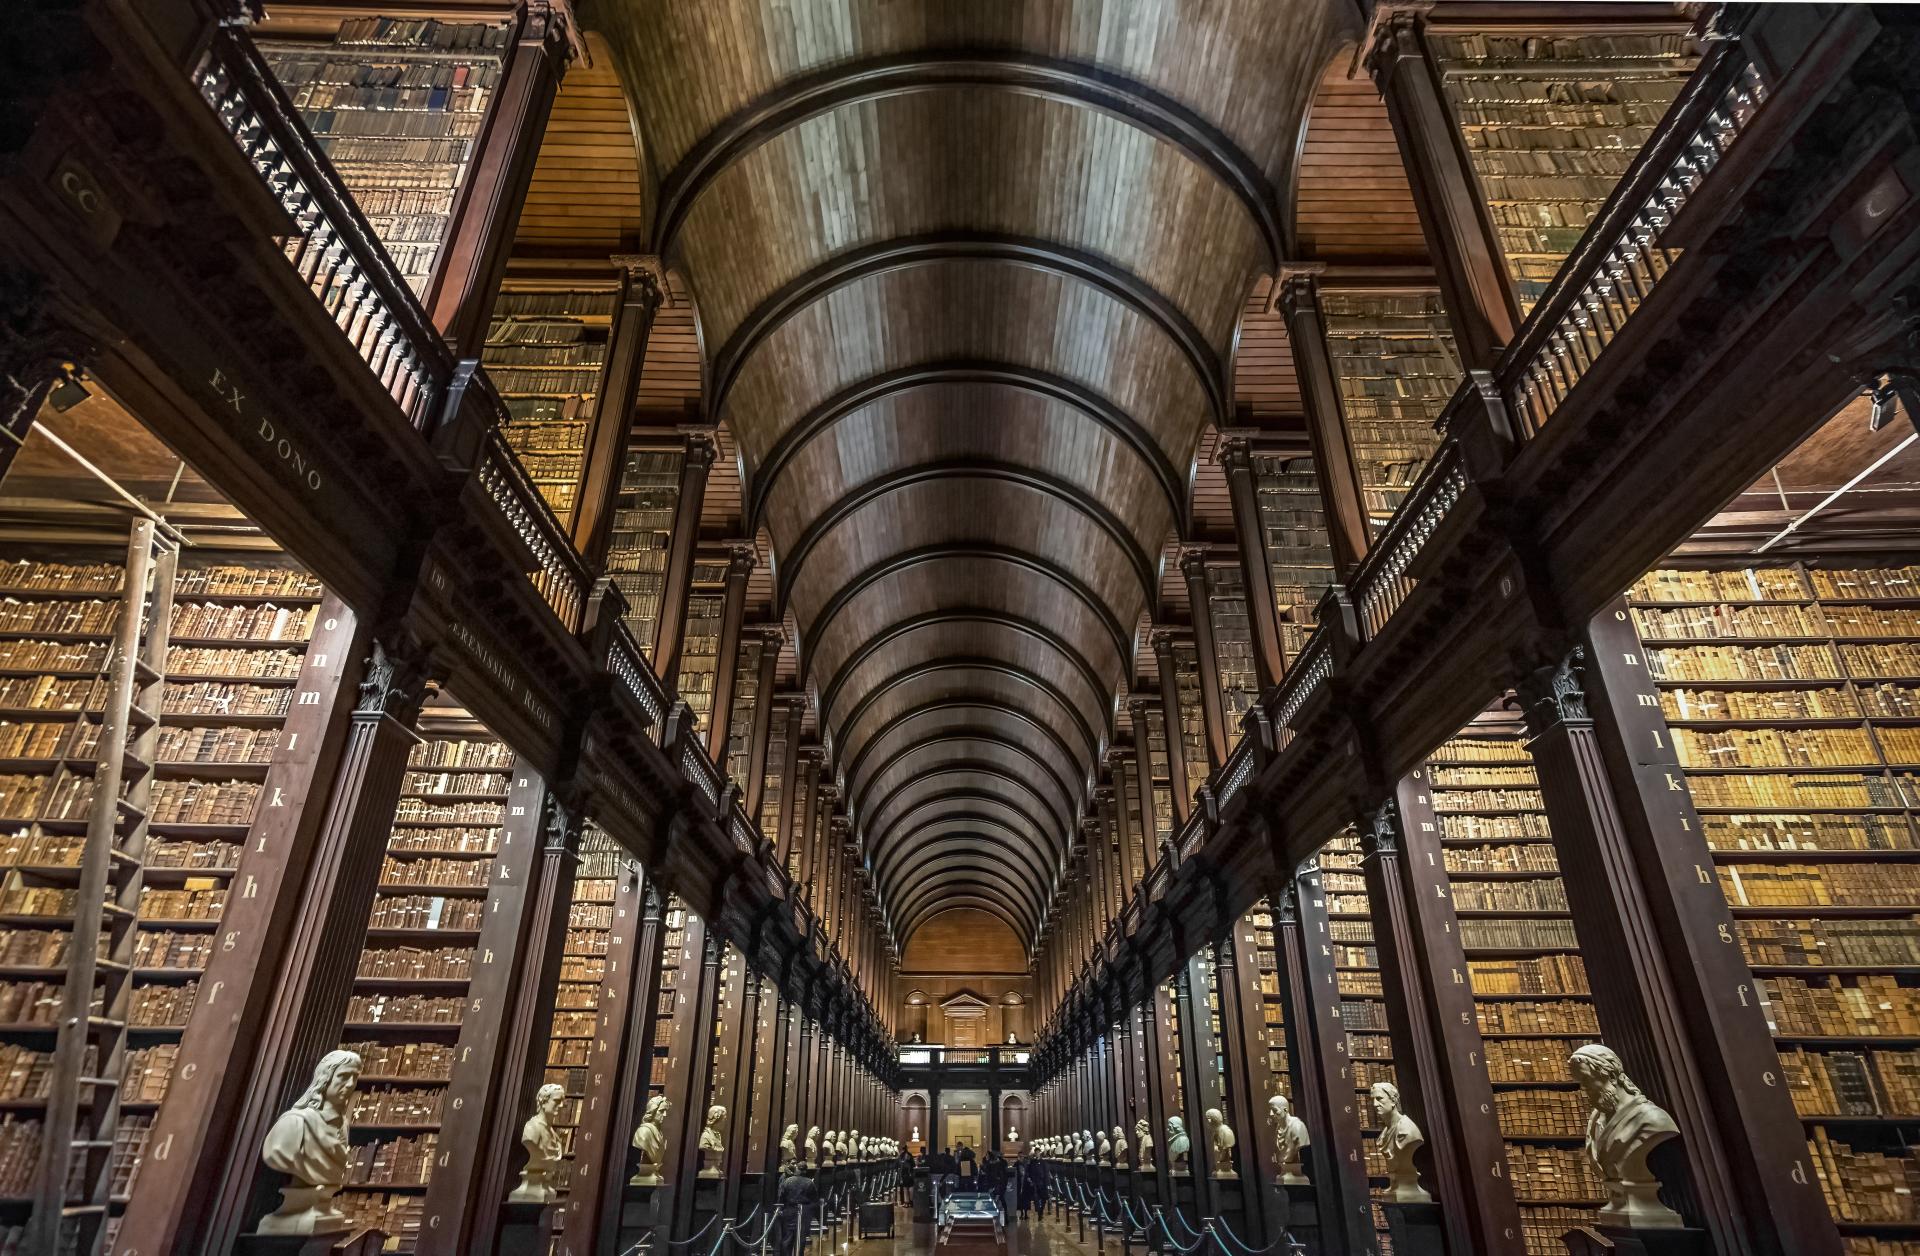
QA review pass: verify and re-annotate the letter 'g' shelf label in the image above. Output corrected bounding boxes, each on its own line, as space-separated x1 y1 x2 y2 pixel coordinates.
208 367 323 493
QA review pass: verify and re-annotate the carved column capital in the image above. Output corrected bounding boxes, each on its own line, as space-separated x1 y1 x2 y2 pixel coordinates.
725 542 758 578
684 430 719 470
1149 628 1180 656
1276 267 1327 320
1178 548 1213 581
355 637 433 722
1519 645 1591 736
1360 799 1400 860
610 253 668 310
543 795 582 854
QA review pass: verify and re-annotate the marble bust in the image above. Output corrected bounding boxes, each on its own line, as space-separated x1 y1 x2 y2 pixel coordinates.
1268 1094 1310 1185
1205 1109 1237 1179
698 1104 727 1177
780 1123 800 1165
805 1125 822 1169
631 1094 671 1185
1370 1083 1431 1203
1166 1116 1191 1171
259 1049 361 1234
509 1083 568 1203
1111 1124 1129 1168
1097 1130 1113 1165
1134 1117 1155 1171
1081 1129 1095 1162
1570 1044 1684 1229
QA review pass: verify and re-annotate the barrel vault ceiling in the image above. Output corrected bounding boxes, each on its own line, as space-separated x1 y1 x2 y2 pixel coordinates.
581 0 1356 955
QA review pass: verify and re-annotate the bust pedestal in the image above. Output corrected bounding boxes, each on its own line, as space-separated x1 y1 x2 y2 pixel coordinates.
495 1201 562 1256
1380 1200 1447 1256
1562 1224 1710 1256
1279 1183 1323 1256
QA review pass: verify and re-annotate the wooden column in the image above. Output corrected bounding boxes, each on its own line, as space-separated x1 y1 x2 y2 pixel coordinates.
1172 954 1221 1217
717 955 763 1216
705 544 755 762
1278 274 1371 580
561 866 666 1256
1115 749 1147 897
1565 614 1845 1254
573 257 665 570
742 629 784 818
1215 919 1280 1243
424 0 571 355
197 639 431 1253
751 988 796 1191
774 697 806 858
1363 788 1525 1255
664 922 722 1238
1219 438 1288 691
1280 872 1374 1254
652 431 717 688
1181 551 1232 770
473 802 585 1247
420 767 561 1255
1152 631 1194 827
1368 10 1519 371
114 600 366 1256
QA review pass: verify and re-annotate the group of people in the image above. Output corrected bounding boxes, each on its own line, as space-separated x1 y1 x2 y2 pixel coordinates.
910 1143 1053 1217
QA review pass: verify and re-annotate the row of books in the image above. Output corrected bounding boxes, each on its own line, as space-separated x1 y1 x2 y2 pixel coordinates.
1780 1045 1920 1117
1811 1128 1920 1222
1762 975 1920 1038
1738 916 1920 968
1720 863 1920 908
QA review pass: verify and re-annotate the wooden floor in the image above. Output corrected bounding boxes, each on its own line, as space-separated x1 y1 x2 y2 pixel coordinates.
834 1204 1114 1256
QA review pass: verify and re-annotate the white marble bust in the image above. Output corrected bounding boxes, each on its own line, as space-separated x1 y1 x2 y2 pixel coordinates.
1205 1109 1237 1179
1268 1094 1310 1185
1135 1118 1156 1171
698 1104 727 1177
1370 1083 1430 1203
259 1049 361 1234
805 1125 822 1169
780 1123 800 1165
631 1094 671 1185
1570 1044 1684 1229
509 1083 568 1203
1111 1124 1129 1168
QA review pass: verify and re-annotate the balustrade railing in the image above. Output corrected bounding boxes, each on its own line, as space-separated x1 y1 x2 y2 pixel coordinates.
1267 627 1332 752
1348 439 1469 640
477 427 590 631
197 28 443 430
1501 39 1768 434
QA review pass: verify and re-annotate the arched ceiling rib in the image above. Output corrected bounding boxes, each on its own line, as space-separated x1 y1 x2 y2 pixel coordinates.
588 0 1348 951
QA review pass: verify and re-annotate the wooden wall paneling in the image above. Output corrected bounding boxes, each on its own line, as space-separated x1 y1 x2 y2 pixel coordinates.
426 7 570 356
1364 782 1526 1255
1577 611 1846 1254
196 640 429 1253
420 766 562 1255
559 863 663 1256
115 600 367 1256
1367 14 1519 371
1280 872 1375 1254
1277 275 1372 579
573 261 665 571
663 926 722 1239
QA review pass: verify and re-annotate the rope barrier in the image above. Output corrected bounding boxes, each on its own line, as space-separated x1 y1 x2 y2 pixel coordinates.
1149 1205 1210 1253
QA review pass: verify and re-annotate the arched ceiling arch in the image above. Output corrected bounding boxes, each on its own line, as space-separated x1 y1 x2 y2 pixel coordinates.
587 0 1351 950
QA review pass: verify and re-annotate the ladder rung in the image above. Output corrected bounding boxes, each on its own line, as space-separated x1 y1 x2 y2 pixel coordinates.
127 704 155 728
85 1015 126 1030
132 659 159 684
62 1204 108 1217
78 1076 121 1089
70 1139 113 1150
94 959 130 974
99 903 136 920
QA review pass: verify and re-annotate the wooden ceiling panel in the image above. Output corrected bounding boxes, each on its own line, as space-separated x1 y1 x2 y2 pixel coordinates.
1295 58 1427 262
513 33 647 252
725 264 1210 481
674 92 1266 354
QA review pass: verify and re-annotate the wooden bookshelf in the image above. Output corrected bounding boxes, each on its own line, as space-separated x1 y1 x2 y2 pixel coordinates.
1319 291 1462 525
1426 735 1603 1252
724 635 765 787
604 448 684 655
260 18 511 298
1426 26 1699 315
337 729 515 1250
1629 561 1920 1241
1171 643 1212 804
763 706 793 875
1249 453 1335 669
540 825 633 1205
483 285 618 526
675 560 729 737
649 898 689 1102
1316 827 1398 1252
1202 563 1260 725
